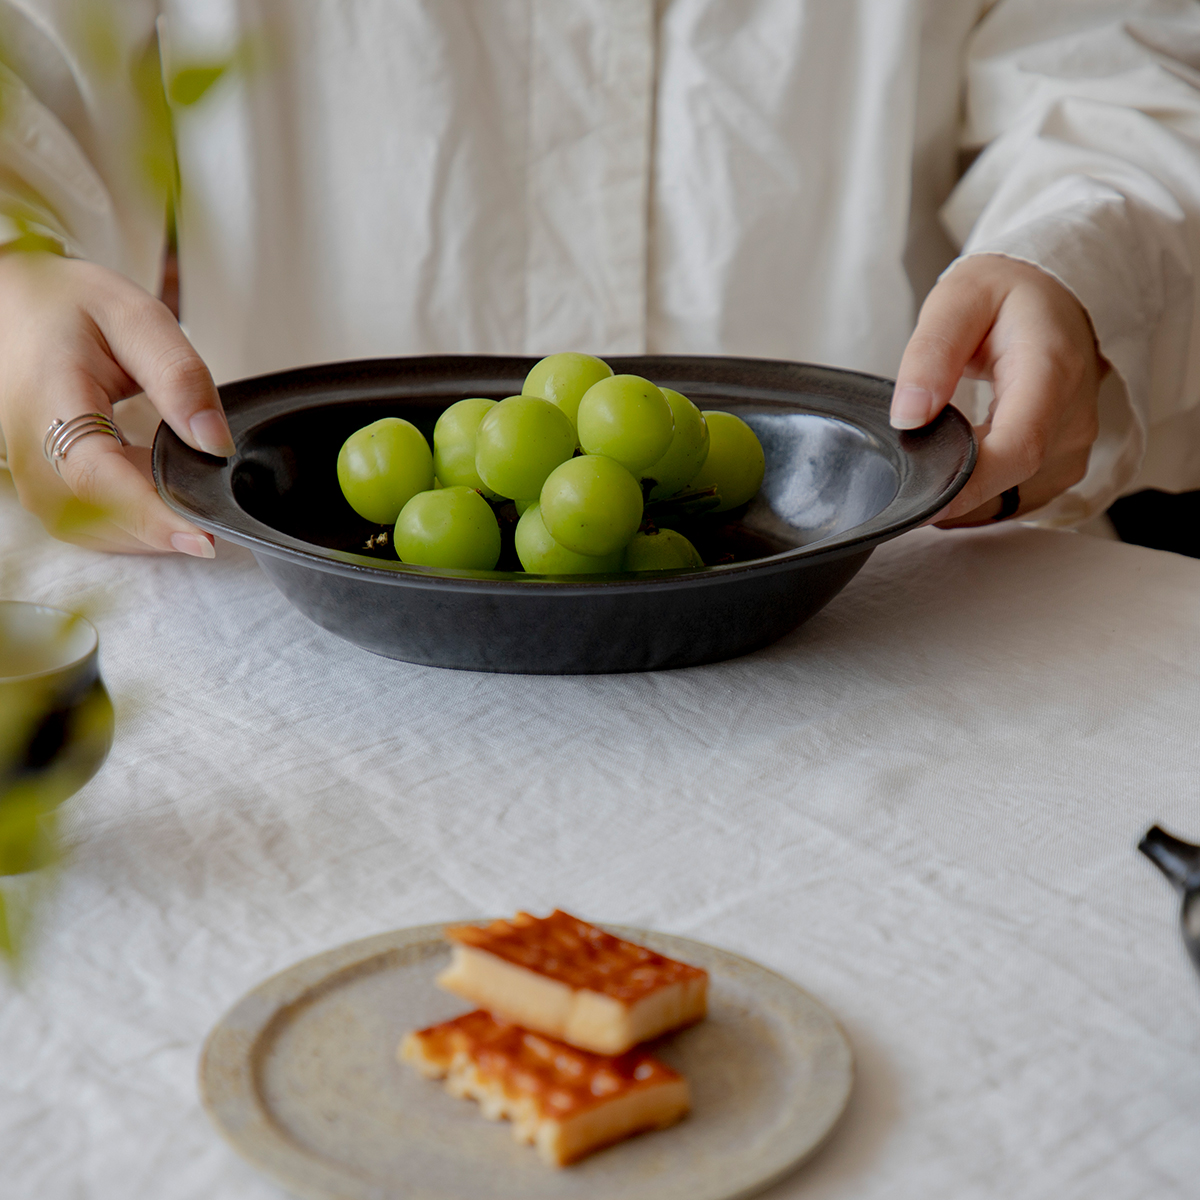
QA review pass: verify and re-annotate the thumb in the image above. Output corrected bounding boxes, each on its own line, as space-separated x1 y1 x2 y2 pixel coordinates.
890 272 997 430
87 277 234 457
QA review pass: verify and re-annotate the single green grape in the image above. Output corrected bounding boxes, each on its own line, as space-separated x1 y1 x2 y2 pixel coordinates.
621 528 704 571
393 486 501 570
523 352 613 431
337 417 434 525
539 454 643 556
475 395 576 499
433 398 497 495
689 411 765 511
576 375 674 474
514 503 624 575
643 389 710 499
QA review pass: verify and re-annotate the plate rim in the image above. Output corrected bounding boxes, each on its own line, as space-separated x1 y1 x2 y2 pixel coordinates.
198 921 855 1200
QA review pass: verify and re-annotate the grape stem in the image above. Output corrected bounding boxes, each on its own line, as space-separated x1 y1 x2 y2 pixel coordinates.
643 485 721 521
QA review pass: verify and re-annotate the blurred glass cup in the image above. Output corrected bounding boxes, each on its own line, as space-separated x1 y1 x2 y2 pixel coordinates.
0 602 113 881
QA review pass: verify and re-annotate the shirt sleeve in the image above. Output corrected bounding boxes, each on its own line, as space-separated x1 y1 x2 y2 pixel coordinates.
940 0 1200 525
0 1 164 290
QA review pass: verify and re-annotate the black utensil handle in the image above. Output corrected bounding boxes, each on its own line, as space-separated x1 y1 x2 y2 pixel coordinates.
1139 825 1200 894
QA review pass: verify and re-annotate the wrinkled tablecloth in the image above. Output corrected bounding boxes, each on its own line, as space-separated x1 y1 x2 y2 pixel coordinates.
2 471 1198 1200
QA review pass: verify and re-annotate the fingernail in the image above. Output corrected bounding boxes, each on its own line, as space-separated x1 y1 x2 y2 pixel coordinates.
189 410 235 457
890 386 934 430
170 532 216 559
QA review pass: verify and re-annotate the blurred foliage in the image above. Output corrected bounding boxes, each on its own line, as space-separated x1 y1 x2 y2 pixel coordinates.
0 159 71 254
45 495 117 544
75 0 122 81
0 0 257 253
0 611 114 971
131 34 177 209
0 227 64 257
169 62 230 108
0 1 260 972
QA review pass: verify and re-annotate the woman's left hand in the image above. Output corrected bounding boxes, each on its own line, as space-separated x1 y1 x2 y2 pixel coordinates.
889 254 1105 526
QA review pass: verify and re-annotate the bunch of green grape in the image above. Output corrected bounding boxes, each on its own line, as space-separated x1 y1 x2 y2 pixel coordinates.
336 352 766 574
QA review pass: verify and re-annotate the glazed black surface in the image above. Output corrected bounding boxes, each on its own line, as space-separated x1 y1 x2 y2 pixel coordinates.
154 355 976 673
1139 825 1200 983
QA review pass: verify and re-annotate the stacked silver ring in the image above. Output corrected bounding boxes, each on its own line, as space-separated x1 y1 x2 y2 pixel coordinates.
43 413 127 476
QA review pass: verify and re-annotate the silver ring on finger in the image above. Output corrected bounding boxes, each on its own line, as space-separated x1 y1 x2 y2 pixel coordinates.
43 413 128 477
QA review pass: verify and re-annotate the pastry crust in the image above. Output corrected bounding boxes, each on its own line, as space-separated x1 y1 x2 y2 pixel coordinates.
400 1009 690 1166
436 910 708 1054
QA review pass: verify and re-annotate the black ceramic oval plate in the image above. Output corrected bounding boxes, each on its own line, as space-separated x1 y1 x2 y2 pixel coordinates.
154 355 975 674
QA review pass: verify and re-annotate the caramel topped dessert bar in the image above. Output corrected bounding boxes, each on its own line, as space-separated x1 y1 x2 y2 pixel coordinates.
436 910 708 1054
400 1009 689 1165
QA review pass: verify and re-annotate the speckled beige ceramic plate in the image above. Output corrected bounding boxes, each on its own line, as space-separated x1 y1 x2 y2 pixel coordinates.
199 923 853 1200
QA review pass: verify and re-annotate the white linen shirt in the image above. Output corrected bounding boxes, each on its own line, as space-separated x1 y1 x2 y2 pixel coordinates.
2 0 1200 524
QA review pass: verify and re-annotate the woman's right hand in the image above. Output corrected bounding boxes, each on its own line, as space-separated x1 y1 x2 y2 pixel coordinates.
0 250 233 556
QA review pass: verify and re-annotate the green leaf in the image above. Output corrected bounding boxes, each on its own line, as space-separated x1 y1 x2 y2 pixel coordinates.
0 785 59 877
0 231 64 257
46 492 117 541
0 866 59 971
0 889 15 961
129 35 176 205
168 64 228 108
76 0 123 80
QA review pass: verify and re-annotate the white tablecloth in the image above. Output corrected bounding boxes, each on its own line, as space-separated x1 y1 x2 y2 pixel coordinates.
2 471 1199 1200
